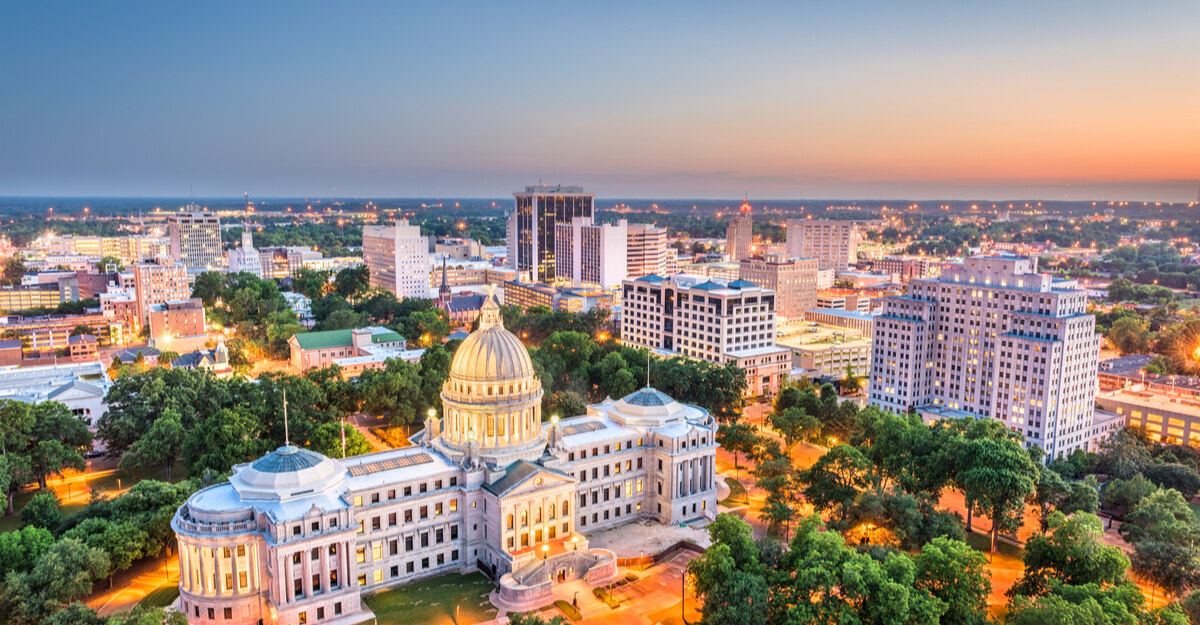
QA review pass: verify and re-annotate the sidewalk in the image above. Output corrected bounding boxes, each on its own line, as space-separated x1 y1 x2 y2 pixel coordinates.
87 553 179 616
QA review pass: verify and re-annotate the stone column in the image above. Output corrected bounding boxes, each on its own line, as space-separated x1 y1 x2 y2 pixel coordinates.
301 548 312 598
198 548 208 595
179 545 189 593
344 540 353 587
230 544 239 595
319 544 330 594
213 549 224 596
284 553 294 603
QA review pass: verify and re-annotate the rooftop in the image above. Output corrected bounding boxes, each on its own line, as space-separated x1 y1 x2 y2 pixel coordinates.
292 326 402 350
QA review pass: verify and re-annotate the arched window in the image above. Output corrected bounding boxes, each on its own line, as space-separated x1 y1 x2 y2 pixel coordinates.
507 514 513 530
521 511 528 526
536 507 542 523
549 504 556 519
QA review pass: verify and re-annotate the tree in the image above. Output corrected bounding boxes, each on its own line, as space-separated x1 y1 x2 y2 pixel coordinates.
700 570 770 625
1132 540 1200 600
334 265 370 300
316 308 369 331
408 309 450 346
0 452 33 515
1120 488 1198 545
291 267 331 300
309 420 373 458
1 537 109 625
21 491 63 531
716 423 758 483
956 435 1038 552
1144 463 1200 498
1 256 26 287
0 525 54 579
1096 429 1153 479
798 444 870 525
769 406 817 453
1108 317 1152 355
69 324 96 337
39 602 106 625
913 537 991 625
183 407 270 477
1100 473 1158 510
25 402 92 488
156 350 179 367
118 411 185 481
1010 512 1130 599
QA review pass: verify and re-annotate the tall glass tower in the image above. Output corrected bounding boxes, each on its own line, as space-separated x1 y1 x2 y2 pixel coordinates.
507 185 594 283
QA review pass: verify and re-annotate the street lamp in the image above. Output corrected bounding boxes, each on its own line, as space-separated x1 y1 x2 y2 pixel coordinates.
571 536 579 552
542 544 550 561
428 408 436 419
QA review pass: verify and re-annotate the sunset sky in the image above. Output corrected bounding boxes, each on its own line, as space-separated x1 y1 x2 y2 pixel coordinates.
2 1 1197 200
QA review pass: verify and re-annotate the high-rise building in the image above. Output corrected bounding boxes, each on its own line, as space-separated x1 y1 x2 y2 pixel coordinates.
868 255 1103 460
738 254 820 322
229 231 262 278
149 298 209 353
363 220 429 299
132 257 190 330
626 223 669 279
785 219 861 270
507 185 594 282
168 208 223 278
725 201 753 262
620 275 792 396
554 217 627 288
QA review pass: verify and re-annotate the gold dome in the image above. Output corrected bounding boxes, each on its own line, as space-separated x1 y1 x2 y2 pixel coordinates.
447 295 535 383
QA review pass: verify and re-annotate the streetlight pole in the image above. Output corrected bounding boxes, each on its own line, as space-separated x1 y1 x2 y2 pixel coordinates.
681 571 687 625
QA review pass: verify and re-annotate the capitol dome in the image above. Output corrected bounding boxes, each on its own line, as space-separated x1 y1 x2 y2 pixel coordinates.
609 387 688 427
448 297 536 383
436 294 545 465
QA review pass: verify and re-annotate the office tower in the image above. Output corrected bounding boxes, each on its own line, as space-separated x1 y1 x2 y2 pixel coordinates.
626 223 669 279
507 185 594 282
620 275 791 396
258 246 321 280
363 220 429 299
725 201 753 262
132 257 190 329
554 217 628 288
229 230 263 278
785 219 861 270
868 255 1103 460
168 207 223 277
738 254 820 322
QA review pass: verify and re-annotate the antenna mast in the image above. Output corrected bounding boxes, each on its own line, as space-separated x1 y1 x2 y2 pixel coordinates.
283 389 290 446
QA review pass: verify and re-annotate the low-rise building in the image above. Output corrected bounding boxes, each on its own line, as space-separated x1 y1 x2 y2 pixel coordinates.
0 360 111 425
0 275 80 312
1096 389 1200 446
816 288 871 313
288 327 424 377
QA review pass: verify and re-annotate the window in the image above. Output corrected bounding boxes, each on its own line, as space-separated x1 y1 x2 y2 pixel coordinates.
335 602 342 616
371 493 380 504
239 571 248 588
358 573 366 586
407 562 415 573
405 509 413 523
450 499 458 512
436 528 444 544
317 607 325 620
374 569 383 583
421 532 429 548
357 520 364 534
356 547 365 563
372 517 381 531
451 525 459 540
373 543 382 560
435 479 443 489
422 557 430 569
353 496 363 506
310 521 319 532
420 506 428 520
387 489 396 500
435 502 443 516
405 536 413 551
390 565 399 578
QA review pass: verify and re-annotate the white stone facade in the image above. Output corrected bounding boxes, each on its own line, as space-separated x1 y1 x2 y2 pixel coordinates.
869 255 1103 459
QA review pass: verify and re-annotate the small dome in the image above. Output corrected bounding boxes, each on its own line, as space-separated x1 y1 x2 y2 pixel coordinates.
232 445 345 500
250 445 325 473
621 388 675 407
448 296 535 383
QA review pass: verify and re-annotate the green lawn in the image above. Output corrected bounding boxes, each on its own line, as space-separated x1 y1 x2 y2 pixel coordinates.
0 464 183 533
363 572 497 625
719 477 749 507
138 585 180 610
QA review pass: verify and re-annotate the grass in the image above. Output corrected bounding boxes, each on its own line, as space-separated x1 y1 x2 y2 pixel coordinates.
719 477 749 507
363 571 496 625
138 585 180 610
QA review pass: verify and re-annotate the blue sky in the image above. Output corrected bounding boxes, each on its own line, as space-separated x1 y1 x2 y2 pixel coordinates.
1 1 1197 200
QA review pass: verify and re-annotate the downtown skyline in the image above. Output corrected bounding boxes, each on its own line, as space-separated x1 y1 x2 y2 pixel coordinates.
2 1 1198 201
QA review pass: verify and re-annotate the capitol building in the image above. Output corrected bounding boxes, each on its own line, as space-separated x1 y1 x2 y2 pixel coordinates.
171 295 719 625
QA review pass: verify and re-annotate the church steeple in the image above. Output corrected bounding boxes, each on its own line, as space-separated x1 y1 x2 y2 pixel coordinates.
437 257 451 311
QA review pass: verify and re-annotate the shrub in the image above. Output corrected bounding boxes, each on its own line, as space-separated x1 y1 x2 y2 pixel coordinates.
592 588 620 608
554 599 581 621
